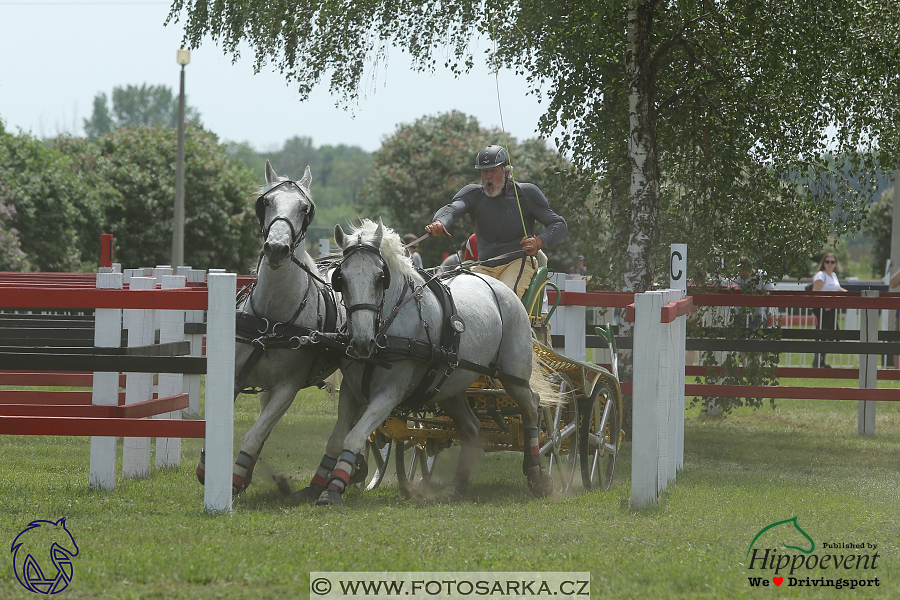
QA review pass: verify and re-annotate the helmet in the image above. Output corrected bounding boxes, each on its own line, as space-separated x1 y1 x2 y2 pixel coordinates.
475 145 509 170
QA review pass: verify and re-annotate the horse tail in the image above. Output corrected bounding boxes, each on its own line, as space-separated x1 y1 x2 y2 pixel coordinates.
530 349 560 408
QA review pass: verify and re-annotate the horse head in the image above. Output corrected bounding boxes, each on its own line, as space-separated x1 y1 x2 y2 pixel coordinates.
256 160 315 269
333 218 413 358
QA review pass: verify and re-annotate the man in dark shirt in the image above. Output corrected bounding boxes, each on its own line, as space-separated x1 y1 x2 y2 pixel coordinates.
425 145 567 298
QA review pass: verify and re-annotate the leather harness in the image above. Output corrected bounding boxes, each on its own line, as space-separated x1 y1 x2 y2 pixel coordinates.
356 269 530 404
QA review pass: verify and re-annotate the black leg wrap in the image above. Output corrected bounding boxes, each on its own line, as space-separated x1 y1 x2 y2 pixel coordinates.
196 448 206 485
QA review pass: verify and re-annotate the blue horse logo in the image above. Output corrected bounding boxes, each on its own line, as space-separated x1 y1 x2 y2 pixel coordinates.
10 518 79 594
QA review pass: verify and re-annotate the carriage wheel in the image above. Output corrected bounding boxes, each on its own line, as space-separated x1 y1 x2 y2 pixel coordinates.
579 383 621 491
355 430 393 491
539 373 580 493
395 438 439 494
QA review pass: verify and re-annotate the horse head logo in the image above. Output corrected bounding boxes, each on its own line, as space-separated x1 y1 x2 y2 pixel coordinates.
747 516 815 558
10 518 79 595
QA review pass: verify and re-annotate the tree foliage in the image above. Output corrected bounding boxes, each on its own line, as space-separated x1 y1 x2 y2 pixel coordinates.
0 181 29 271
169 0 900 292
84 84 202 139
868 188 895 277
0 123 102 271
357 110 586 269
57 125 259 272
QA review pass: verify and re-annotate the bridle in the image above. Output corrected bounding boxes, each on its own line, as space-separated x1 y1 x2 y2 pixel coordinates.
332 238 393 331
255 180 315 251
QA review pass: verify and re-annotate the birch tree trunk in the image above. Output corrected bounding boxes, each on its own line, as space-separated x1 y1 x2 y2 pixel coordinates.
620 0 661 436
624 0 660 295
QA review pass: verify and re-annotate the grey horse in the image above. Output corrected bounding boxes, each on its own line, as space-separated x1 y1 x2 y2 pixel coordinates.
295 218 553 506
197 161 343 495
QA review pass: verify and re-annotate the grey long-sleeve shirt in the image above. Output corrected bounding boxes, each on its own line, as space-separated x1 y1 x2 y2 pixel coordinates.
432 182 567 267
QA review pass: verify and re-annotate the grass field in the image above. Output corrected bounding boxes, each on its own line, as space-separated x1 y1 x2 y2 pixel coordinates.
1 380 899 599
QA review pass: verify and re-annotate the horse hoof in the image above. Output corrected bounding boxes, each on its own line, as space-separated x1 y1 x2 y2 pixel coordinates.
440 481 469 502
292 485 323 504
315 490 345 507
526 466 554 498
196 448 206 485
348 455 368 485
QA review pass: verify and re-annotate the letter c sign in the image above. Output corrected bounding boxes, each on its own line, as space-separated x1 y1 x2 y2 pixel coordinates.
670 244 687 291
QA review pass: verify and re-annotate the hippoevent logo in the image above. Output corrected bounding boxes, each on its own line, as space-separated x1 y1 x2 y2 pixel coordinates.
10 518 79 595
745 517 880 590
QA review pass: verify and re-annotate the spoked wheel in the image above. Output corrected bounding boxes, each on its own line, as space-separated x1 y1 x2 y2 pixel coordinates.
354 429 393 491
580 382 621 491
539 373 580 493
395 438 439 493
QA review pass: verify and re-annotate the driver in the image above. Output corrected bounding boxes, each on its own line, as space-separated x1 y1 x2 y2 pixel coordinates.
425 145 567 298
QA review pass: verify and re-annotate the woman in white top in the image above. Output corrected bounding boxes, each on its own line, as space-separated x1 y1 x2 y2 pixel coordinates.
811 252 846 367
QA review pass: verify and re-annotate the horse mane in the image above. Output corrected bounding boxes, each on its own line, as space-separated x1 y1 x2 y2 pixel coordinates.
344 219 424 286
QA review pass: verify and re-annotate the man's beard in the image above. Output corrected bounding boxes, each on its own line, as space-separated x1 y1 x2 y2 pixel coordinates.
484 179 505 198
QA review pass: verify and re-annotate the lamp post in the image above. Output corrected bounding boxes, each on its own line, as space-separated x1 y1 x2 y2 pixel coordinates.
172 48 190 268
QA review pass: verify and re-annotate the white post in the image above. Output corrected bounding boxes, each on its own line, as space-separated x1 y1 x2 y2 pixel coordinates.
156 275 187 467
631 291 662 507
122 276 156 478
563 277 586 362
204 272 236 513
319 238 331 260
675 289 687 471
657 289 672 493
859 290 878 436
89 271 123 491
184 269 206 417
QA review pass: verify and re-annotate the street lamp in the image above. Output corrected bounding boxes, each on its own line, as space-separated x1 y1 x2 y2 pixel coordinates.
172 48 190 268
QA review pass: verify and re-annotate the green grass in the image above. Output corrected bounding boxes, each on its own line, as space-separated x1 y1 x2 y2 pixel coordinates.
1 387 899 599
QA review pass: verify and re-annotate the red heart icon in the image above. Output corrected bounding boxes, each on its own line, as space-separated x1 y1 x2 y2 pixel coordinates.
773 577 783 586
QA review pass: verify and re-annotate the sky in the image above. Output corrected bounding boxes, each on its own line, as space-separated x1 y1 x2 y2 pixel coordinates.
0 1 551 153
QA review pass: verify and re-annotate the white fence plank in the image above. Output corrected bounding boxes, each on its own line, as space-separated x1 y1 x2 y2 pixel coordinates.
155 275 187 468
122 275 155 478
631 291 662 507
204 273 236 513
89 271 123 491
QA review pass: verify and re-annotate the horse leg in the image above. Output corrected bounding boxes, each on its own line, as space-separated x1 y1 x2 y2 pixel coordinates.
501 379 554 498
232 384 296 496
436 394 480 500
316 389 401 508
293 384 359 504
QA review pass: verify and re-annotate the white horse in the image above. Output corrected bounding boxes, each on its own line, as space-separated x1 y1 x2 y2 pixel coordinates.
197 161 344 495
295 218 554 507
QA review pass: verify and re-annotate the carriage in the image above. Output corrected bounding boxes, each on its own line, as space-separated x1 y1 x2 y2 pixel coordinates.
353 269 625 496
223 162 624 505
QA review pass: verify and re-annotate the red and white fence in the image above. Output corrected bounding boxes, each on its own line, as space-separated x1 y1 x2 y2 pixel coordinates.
0 270 236 513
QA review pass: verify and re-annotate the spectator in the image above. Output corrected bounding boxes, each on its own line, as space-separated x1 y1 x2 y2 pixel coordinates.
568 255 587 276
811 252 847 368
403 233 424 270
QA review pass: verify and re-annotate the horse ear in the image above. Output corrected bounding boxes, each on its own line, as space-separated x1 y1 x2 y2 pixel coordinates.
265 160 278 184
334 223 346 248
299 165 312 189
374 218 385 248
